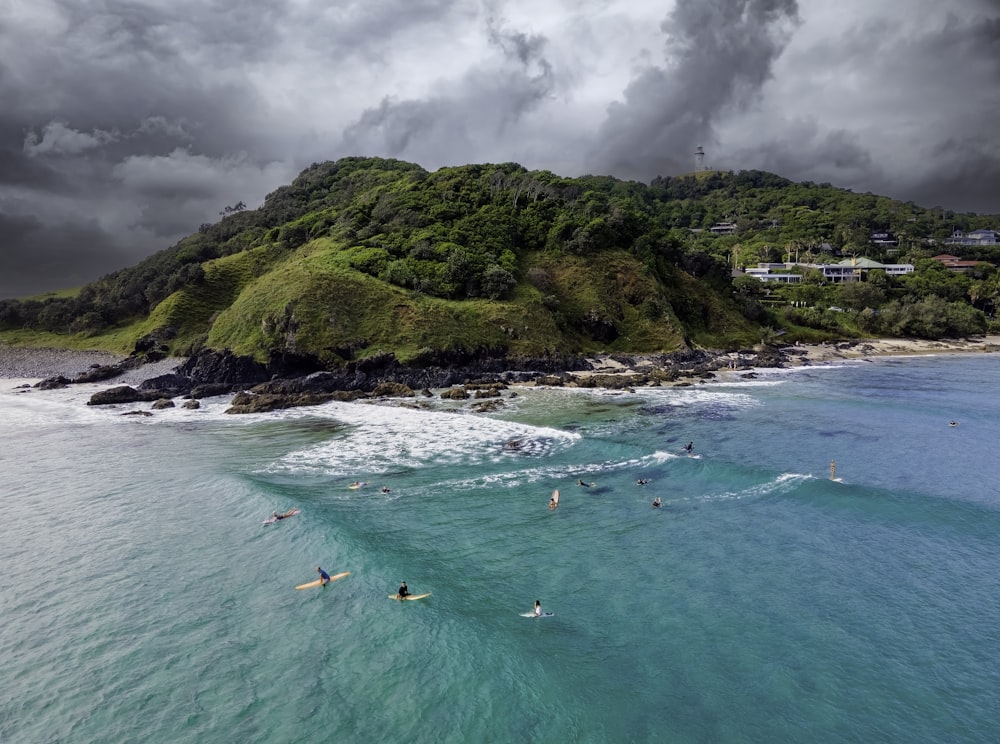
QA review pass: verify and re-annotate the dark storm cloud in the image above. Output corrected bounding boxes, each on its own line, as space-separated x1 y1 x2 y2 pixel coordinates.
733 125 878 186
0 212 132 298
590 0 800 179
0 0 302 298
723 2 1000 213
1 1 999 299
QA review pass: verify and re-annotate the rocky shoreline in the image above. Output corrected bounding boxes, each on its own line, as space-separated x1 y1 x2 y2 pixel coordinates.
4 337 999 414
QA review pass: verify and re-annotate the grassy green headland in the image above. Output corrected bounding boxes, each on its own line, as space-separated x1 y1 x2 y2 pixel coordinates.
2 157 996 363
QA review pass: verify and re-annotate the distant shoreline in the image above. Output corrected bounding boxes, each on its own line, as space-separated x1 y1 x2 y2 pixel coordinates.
3 337 999 390
778 336 1000 368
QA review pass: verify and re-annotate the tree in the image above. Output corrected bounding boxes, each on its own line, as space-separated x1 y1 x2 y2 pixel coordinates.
837 282 885 312
219 201 247 217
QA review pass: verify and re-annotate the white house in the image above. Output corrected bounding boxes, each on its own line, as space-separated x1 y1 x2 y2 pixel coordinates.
743 258 913 284
945 229 998 246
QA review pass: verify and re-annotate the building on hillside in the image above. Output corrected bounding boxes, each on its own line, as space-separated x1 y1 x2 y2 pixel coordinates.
944 229 998 246
870 231 898 246
709 222 737 235
742 258 913 284
838 257 914 277
931 254 987 272
744 267 801 284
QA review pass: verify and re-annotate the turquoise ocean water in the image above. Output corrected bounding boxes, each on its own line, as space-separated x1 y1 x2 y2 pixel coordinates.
2 354 1000 743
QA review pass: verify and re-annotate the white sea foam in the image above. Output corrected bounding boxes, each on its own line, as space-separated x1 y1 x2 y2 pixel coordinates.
492 383 766 417
681 472 813 504
263 400 580 477
433 448 680 492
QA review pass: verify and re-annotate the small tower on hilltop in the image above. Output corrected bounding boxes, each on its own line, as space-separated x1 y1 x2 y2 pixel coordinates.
695 146 706 172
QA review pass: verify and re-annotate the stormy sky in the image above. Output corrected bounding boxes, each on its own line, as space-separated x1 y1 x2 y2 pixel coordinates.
2 0 998 298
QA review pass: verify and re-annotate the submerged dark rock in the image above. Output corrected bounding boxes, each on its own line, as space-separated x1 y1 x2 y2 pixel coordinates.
87 385 162 406
225 391 343 414
138 373 193 396
70 341 776 414
36 375 72 390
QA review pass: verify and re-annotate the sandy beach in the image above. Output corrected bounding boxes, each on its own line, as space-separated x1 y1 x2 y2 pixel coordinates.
780 335 1000 366
569 335 1000 387
0 344 184 385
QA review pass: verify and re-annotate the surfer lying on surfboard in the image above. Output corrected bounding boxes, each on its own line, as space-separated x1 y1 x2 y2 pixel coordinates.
263 508 300 525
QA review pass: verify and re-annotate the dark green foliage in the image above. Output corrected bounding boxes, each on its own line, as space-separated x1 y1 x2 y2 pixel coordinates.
2 157 997 352
875 296 986 338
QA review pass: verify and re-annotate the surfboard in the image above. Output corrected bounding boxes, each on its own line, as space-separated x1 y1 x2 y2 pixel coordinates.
348 482 367 490
295 571 350 590
263 508 300 525
388 593 431 601
520 611 554 618
548 488 560 509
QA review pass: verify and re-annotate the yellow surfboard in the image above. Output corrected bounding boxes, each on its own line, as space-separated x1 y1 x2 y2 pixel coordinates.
295 571 350 590
388 593 431 601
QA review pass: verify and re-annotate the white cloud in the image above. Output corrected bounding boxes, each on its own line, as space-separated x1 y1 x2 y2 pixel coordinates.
23 121 119 157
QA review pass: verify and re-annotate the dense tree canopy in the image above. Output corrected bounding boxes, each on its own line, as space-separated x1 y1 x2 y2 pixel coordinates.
1 157 996 345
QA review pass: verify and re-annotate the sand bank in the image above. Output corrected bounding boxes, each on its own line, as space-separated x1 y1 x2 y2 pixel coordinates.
782 336 1000 367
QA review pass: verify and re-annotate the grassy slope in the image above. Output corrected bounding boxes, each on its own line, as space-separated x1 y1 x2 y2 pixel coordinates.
0 238 757 360
199 237 717 363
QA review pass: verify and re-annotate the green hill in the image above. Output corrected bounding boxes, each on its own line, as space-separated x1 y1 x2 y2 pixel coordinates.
2 157 997 361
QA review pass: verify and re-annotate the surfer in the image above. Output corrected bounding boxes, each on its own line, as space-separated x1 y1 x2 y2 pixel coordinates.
636 478 649 486
949 421 958 427
684 442 694 454
271 509 296 521
381 486 391 493
549 493 559 509
652 497 662 508
397 581 410 599
577 479 592 487
316 566 331 587
533 599 542 617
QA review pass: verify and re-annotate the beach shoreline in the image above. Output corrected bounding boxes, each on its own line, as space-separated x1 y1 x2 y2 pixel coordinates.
777 335 1000 367
566 335 1000 387
3 336 999 392
0 343 185 386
